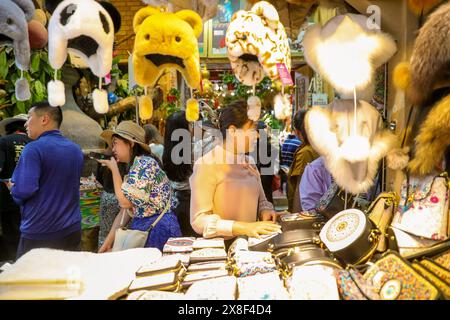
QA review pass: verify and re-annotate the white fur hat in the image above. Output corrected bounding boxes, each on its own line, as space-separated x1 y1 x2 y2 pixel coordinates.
303 14 397 101
45 0 121 113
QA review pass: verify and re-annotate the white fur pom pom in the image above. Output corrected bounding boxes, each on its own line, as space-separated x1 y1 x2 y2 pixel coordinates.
247 96 261 121
93 89 109 114
339 135 371 162
274 94 291 120
47 80 65 107
15 77 31 101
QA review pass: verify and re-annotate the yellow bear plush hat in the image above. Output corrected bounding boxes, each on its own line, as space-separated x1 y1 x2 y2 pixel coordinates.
133 6 202 89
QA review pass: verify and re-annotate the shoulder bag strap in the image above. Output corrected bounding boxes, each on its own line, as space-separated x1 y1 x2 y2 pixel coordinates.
146 192 172 232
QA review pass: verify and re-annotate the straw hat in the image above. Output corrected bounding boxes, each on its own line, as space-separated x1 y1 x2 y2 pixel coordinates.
0 114 28 136
100 121 151 154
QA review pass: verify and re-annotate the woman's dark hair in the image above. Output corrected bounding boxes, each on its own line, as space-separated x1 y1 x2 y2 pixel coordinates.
112 134 161 172
292 109 310 145
162 111 193 182
219 100 251 139
144 124 163 145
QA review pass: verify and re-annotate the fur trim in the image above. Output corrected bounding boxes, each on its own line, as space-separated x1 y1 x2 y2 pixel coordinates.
93 89 109 114
47 80 65 107
138 95 153 120
386 147 410 170
409 2 450 106
273 94 291 120
393 62 411 90
247 96 261 121
15 77 31 101
339 135 370 162
408 94 450 176
305 100 397 194
303 14 397 100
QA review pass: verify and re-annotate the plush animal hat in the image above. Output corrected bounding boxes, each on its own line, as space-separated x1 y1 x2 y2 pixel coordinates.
226 1 291 122
391 2 450 176
45 0 121 113
132 5 202 121
0 0 35 101
303 14 398 194
303 14 397 101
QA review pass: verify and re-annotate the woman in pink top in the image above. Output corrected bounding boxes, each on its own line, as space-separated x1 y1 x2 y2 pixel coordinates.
190 100 281 239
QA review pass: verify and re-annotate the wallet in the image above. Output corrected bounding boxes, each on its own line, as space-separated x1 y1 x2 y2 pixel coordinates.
181 269 229 287
287 265 340 300
412 261 450 300
193 238 225 249
189 248 228 263
363 251 440 300
420 258 450 283
136 255 182 277
128 271 183 293
163 237 195 253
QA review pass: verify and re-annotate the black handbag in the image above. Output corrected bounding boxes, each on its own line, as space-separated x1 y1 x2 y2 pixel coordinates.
268 229 321 252
279 211 325 232
315 182 359 220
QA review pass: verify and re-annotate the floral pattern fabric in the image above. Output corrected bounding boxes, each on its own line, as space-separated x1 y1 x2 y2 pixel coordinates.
122 156 176 218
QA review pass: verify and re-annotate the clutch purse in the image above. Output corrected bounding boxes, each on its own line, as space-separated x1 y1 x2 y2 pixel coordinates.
279 211 325 232
136 255 183 277
189 248 227 263
181 269 229 287
335 268 381 300
128 270 183 293
411 261 450 300
237 272 290 300
232 252 277 278
320 209 380 266
187 261 228 272
192 238 225 250
392 172 449 240
268 229 320 252
432 249 450 270
420 258 450 283
184 276 237 300
363 251 440 300
287 265 340 300
366 192 398 252
163 237 195 254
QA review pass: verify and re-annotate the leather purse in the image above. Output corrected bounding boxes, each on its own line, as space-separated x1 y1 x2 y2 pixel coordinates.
279 211 325 232
268 229 321 252
363 251 440 300
392 172 449 240
113 197 171 252
411 261 450 300
315 182 359 220
366 192 398 252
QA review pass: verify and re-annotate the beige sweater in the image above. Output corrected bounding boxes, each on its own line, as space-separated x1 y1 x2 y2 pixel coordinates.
190 145 274 238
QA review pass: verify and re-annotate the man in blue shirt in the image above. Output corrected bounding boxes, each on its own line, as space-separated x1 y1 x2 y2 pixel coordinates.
10 102 84 259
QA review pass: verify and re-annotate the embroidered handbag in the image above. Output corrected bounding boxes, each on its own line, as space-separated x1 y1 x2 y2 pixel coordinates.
363 251 440 300
366 192 398 252
335 268 381 300
411 261 450 300
391 172 449 240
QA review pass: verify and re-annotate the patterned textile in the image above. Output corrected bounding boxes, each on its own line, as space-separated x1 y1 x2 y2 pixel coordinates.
80 189 101 230
122 156 176 218
281 134 301 167
98 191 121 247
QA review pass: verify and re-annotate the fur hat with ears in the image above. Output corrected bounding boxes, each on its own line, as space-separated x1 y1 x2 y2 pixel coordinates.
45 0 121 114
402 2 450 107
225 1 291 86
0 0 35 102
303 14 397 101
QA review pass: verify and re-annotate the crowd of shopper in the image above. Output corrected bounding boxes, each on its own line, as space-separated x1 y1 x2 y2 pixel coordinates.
0 99 336 259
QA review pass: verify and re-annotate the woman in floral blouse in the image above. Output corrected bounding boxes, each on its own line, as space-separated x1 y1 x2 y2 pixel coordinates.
97 121 181 252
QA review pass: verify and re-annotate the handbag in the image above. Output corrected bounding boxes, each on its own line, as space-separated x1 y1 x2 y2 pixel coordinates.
411 261 450 300
366 192 398 252
391 172 450 240
268 229 321 252
112 196 172 252
279 211 325 232
363 251 440 300
315 182 359 220
335 268 381 300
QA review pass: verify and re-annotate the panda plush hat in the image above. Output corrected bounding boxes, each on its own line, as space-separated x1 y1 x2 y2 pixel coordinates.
0 0 35 101
45 0 121 113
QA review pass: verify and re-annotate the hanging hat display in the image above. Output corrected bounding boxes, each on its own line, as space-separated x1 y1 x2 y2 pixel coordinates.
391 2 450 176
0 0 35 102
45 0 121 113
132 4 202 122
303 14 398 194
302 14 397 101
226 1 291 122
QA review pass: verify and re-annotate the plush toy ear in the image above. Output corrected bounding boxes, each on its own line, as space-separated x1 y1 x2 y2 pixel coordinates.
44 0 63 14
99 1 122 33
133 6 160 33
251 1 279 23
175 10 203 38
12 0 35 21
